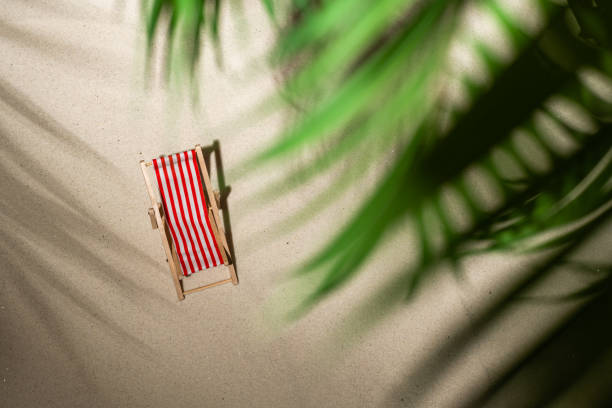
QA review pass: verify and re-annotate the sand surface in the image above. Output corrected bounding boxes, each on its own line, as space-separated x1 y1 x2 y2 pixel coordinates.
2 1 611 407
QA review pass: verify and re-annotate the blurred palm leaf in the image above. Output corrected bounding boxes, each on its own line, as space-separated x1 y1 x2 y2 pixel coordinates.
142 0 612 316
263 0 612 313
143 0 223 89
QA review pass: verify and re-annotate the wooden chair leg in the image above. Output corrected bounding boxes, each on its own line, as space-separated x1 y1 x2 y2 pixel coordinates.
227 263 238 285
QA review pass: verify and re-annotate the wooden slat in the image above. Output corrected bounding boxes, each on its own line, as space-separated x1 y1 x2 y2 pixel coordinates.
183 278 233 295
140 160 185 300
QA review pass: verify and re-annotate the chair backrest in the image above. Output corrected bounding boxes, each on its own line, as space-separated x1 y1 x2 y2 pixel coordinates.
152 150 224 276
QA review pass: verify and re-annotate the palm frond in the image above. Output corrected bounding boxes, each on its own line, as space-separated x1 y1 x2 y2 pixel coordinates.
253 0 612 314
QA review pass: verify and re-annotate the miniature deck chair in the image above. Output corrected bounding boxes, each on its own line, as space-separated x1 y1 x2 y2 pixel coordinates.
140 144 238 300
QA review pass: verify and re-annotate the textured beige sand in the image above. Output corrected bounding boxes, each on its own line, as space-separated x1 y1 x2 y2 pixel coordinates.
1 1 610 407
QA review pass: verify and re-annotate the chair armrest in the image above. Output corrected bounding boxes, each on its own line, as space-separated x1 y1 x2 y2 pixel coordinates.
213 190 221 208
148 208 158 229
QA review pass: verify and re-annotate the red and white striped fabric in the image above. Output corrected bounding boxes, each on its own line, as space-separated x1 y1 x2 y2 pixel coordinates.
153 150 224 276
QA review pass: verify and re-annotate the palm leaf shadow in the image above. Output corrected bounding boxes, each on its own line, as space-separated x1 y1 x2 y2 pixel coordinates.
0 78 177 393
461 265 612 407
0 18 120 75
382 213 612 407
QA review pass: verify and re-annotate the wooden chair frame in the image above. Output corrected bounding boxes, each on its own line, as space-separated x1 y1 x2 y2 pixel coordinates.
140 144 238 300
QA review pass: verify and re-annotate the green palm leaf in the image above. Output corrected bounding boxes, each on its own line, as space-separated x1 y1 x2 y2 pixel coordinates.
259 0 612 315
